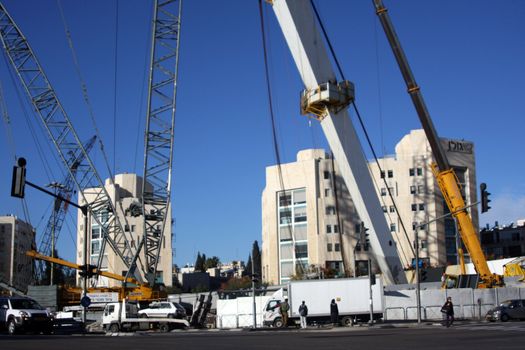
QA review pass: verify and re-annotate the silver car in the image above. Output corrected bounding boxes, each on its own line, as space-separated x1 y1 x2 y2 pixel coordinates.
486 299 525 322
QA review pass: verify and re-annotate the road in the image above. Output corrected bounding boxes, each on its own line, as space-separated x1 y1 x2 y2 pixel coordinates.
1 322 524 350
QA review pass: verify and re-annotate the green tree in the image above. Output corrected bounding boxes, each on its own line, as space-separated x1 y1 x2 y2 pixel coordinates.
194 252 205 271
244 254 252 277
252 240 261 279
204 256 220 270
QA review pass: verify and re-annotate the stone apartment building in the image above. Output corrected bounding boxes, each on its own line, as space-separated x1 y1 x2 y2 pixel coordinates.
261 130 479 285
0 215 35 292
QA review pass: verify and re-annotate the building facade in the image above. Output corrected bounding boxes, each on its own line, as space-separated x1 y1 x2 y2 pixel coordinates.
0 215 36 292
481 220 525 259
261 130 479 285
76 173 173 287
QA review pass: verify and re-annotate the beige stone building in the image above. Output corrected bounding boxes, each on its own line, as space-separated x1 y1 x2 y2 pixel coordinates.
0 215 35 292
76 173 172 287
261 130 478 285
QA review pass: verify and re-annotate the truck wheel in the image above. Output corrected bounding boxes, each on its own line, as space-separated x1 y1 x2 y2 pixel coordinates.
159 323 170 333
7 319 17 335
109 323 120 333
341 316 353 327
500 314 509 322
273 318 284 328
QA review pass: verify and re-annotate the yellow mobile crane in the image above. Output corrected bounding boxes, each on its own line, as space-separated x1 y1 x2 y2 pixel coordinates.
372 0 503 288
26 250 166 303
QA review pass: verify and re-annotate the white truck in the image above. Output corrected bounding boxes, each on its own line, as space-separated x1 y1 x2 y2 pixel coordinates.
263 277 383 327
102 300 189 333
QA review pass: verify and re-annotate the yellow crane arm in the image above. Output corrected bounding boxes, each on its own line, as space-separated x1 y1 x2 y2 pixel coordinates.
26 250 143 286
432 167 503 287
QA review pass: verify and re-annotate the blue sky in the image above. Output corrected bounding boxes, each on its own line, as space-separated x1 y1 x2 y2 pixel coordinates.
0 0 523 268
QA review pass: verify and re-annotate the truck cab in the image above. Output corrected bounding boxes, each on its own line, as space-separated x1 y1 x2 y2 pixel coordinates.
102 300 140 332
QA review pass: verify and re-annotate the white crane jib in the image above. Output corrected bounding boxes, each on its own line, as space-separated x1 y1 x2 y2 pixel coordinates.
271 0 406 284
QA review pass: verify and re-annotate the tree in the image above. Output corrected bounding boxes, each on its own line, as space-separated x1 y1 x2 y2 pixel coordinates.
252 240 261 279
204 256 220 270
244 254 252 277
194 252 205 272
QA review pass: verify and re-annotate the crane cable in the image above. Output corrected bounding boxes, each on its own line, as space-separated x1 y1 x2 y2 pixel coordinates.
310 0 415 261
258 0 305 276
57 0 115 184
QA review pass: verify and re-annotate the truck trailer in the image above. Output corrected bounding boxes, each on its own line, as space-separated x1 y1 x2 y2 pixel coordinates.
263 277 383 327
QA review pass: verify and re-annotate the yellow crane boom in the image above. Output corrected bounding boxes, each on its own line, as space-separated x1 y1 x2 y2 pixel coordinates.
26 250 166 301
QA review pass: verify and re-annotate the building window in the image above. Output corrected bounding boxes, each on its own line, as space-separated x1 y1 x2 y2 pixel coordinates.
125 225 130 232
325 188 331 197
390 223 396 232
389 206 395 213
334 243 340 252
419 203 425 211
411 204 417 212
417 168 423 176
295 243 308 259
279 209 292 225
327 243 332 252
324 171 330 180
388 170 393 178
418 185 424 194
409 168 415 176
279 192 292 207
131 225 136 232
326 206 336 215
294 206 307 223
389 187 395 196
380 170 385 179
382 206 387 213
420 240 428 249
381 188 387 196
326 225 332 234
333 225 339 233
410 185 416 194
293 189 306 205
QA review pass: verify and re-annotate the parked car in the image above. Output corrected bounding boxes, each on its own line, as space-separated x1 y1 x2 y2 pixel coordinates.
138 301 187 319
486 299 525 322
0 296 53 335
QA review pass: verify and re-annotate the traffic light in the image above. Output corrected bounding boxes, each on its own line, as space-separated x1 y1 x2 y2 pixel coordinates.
480 183 491 213
79 264 97 278
360 222 370 251
10 157 27 198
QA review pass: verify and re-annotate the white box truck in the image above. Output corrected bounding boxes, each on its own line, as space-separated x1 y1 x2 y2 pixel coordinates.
263 277 383 327
102 300 189 333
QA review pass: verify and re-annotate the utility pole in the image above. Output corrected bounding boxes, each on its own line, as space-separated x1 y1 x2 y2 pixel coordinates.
251 254 257 329
368 259 374 325
414 228 421 324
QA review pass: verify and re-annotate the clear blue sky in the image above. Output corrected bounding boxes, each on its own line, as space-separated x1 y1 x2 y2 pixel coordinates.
1 0 524 268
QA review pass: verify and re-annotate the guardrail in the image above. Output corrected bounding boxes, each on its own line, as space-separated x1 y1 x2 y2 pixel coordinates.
385 303 496 321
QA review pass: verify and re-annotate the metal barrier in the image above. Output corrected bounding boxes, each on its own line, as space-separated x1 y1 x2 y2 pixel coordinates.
405 306 425 320
383 307 406 321
217 313 260 329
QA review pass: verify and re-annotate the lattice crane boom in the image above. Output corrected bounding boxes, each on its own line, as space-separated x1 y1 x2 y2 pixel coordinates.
132 0 182 285
0 4 138 278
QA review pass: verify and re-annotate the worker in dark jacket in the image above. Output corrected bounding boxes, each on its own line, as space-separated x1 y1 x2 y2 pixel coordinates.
441 297 454 327
330 299 339 326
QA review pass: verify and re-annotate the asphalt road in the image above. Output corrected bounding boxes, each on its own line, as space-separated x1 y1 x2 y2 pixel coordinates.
1 322 525 350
